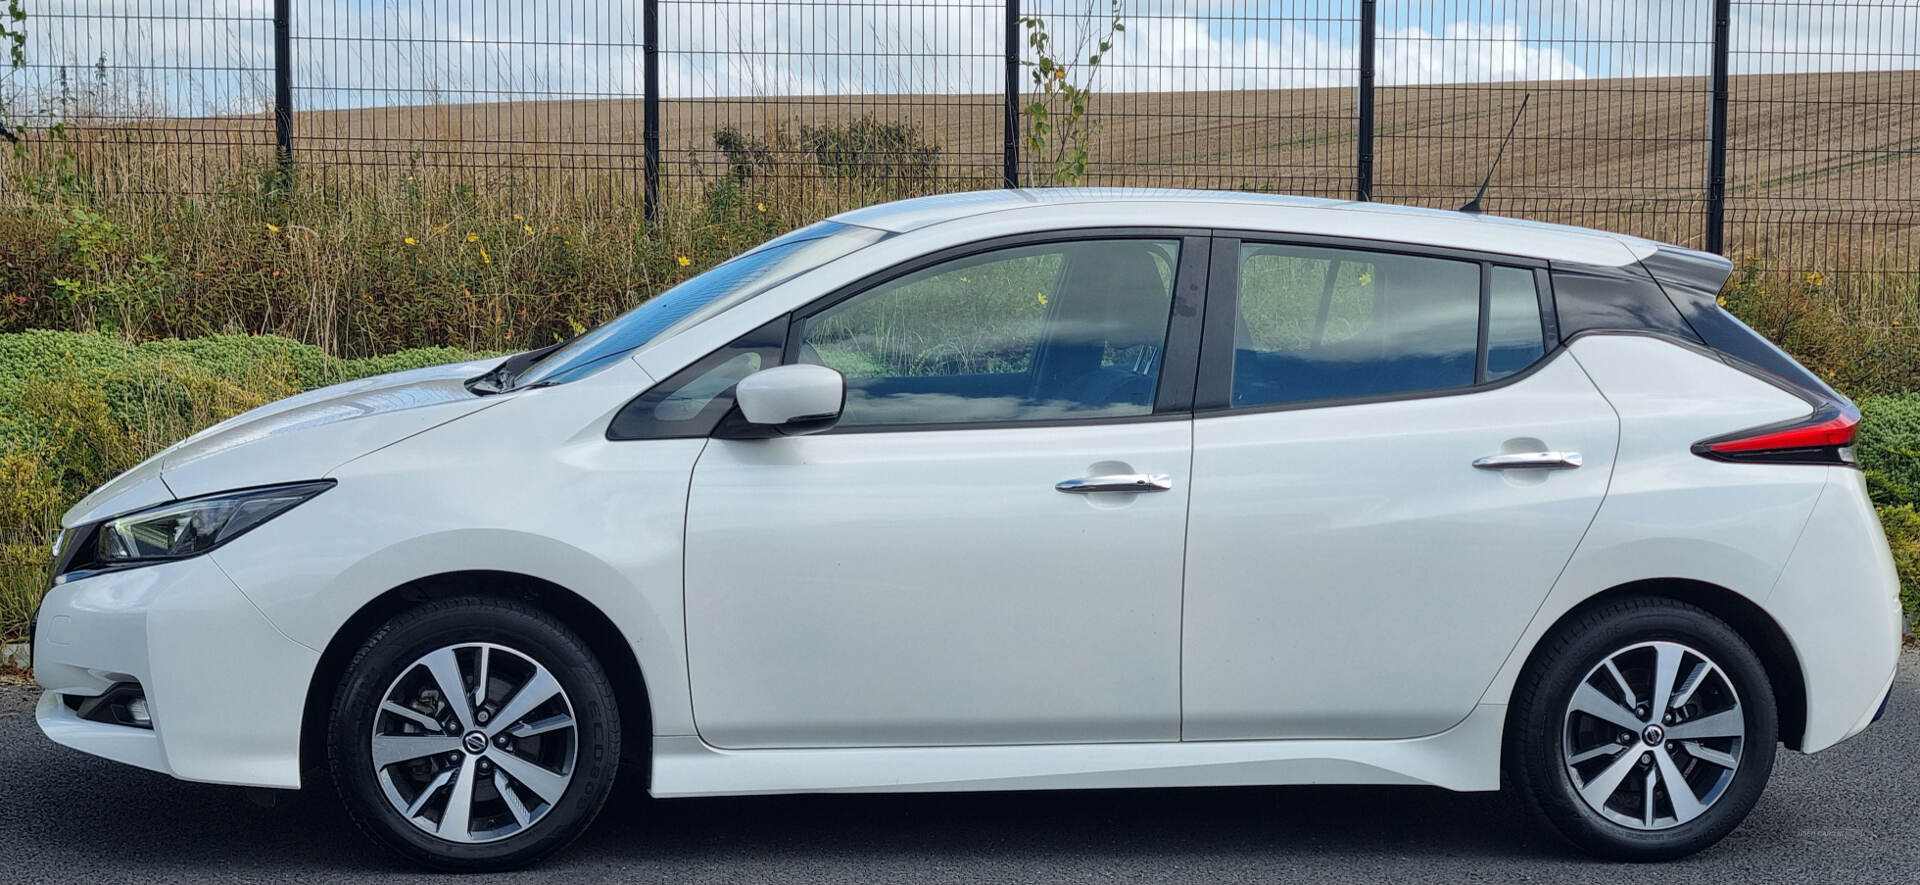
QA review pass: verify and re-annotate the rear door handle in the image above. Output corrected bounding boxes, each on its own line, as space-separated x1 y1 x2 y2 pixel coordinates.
1056 473 1174 493
1472 451 1583 470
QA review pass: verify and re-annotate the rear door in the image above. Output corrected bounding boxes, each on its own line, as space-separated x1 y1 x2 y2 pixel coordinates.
1180 237 1619 740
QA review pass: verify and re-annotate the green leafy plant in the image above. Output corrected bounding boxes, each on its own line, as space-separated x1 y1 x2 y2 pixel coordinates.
1860 393 1920 509
1019 0 1124 185
800 118 941 188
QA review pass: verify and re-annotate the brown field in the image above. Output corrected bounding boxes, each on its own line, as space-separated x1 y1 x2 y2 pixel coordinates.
30 70 1920 269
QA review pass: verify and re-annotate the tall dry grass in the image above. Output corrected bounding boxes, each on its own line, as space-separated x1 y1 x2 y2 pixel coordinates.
0 117 975 359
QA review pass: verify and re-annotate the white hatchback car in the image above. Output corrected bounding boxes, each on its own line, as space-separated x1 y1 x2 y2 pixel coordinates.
33 189 1900 869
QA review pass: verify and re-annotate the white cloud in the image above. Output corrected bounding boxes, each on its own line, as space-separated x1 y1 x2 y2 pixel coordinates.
1378 20 1587 85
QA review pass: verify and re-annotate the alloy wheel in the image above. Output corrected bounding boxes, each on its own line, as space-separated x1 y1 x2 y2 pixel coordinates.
369 642 578 843
1561 639 1746 830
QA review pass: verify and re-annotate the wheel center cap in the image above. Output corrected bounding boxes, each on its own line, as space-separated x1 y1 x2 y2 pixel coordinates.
462 730 489 755
1642 723 1666 746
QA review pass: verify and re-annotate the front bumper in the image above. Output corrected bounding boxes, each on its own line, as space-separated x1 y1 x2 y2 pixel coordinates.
33 556 319 788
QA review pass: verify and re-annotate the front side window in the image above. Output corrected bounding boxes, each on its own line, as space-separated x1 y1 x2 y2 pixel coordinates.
1231 244 1497 407
799 239 1180 428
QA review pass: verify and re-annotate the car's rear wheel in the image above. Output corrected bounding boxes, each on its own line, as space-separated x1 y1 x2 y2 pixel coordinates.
1507 596 1777 860
327 596 620 871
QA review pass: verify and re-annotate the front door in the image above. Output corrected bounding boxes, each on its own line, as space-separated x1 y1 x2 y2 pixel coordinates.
683 235 1204 749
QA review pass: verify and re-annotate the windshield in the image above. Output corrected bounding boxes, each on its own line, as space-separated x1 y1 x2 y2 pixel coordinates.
510 220 888 388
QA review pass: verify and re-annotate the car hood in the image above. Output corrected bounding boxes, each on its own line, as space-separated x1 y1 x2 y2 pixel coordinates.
63 358 504 527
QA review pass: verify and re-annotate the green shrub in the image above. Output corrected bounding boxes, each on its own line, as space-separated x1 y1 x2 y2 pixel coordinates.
1859 393 1920 509
799 118 942 188
1719 263 1920 397
0 330 483 642
1879 505 1920 626
0 147 851 360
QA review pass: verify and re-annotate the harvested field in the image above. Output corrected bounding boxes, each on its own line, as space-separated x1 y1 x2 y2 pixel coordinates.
24 71 1920 266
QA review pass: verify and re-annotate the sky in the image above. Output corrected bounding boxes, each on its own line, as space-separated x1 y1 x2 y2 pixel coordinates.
3 0 1915 116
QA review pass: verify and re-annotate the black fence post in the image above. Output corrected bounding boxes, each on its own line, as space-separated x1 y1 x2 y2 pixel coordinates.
273 0 292 171
1705 0 1731 253
1356 0 1375 201
643 0 662 221
1003 0 1021 189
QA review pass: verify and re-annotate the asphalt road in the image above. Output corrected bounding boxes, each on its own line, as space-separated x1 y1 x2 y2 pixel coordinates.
3 653 1918 885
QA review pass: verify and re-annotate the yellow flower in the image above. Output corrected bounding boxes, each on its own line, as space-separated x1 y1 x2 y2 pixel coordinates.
513 214 524 221
523 225 534 236
466 233 479 243
264 222 281 233
479 246 492 264
404 237 419 246
677 255 692 267
1716 295 1728 307
1036 292 1048 305
756 202 767 213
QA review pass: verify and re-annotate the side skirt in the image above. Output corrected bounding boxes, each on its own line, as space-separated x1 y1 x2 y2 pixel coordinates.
649 703 1506 798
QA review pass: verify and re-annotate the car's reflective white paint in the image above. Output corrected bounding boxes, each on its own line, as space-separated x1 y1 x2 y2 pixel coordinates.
1181 351 1620 741
34 189 1900 801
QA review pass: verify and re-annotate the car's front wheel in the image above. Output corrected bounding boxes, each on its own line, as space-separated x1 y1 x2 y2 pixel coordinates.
1507 596 1777 860
327 596 621 870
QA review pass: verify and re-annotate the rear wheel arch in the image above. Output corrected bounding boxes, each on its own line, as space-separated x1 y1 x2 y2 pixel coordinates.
299 570 653 780
1510 578 1808 750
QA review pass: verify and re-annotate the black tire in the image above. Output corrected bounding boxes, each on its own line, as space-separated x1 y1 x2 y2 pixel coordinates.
1506 596 1777 861
327 596 621 871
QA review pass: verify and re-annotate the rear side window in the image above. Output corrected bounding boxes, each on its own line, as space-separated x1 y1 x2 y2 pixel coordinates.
1229 244 1490 407
1486 266 1547 379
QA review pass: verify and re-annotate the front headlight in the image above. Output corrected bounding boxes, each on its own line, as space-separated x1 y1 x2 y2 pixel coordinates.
64 481 334 578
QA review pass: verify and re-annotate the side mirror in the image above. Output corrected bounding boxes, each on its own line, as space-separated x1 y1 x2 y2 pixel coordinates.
729 364 845 436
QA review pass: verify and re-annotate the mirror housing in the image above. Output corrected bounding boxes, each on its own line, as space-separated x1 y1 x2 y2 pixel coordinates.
728 363 845 436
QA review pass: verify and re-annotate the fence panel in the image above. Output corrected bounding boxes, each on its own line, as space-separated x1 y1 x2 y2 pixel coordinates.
1017 0 1358 194
289 0 648 204
1725 0 1920 291
1 1 276 194
657 0 1005 208
1372 0 1716 248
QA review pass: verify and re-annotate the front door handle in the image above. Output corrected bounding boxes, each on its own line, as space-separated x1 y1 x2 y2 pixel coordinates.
1472 451 1583 470
1056 473 1174 494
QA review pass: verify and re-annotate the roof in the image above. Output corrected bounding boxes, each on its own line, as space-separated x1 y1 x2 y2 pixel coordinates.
830 188 1666 267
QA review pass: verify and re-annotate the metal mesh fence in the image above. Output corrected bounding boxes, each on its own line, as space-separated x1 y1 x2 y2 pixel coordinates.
0 1 276 193
1372 0 1715 248
659 0 1004 199
1726 0 1920 288
290 0 648 202
0 0 1915 280
1018 0 1358 194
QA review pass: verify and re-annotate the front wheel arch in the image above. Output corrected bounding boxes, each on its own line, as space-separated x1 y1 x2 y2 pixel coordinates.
299 571 652 782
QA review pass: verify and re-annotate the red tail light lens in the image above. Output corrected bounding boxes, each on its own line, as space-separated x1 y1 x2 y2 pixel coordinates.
1692 402 1859 465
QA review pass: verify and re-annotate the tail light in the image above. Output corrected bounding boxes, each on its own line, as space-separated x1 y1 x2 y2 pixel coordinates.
1692 400 1859 466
